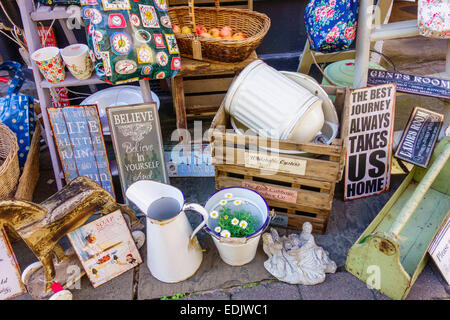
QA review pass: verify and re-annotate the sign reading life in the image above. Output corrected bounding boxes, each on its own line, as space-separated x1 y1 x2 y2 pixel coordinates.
344 83 396 200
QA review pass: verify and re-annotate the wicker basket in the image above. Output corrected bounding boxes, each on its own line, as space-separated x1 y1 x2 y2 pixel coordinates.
168 0 270 63
0 123 20 200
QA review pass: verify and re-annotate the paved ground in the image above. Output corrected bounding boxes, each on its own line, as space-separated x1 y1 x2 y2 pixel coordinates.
6 1 450 300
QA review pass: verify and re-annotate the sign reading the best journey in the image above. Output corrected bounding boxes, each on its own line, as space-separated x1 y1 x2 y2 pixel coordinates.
107 103 168 208
0 228 26 300
344 83 396 200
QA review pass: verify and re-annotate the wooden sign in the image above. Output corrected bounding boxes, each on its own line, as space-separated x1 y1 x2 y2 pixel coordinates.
47 105 115 196
429 217 450 285
395 107 444 168
68 210 142 288
106 103 168 206
244 151 307 175
368 69 450 99
0 228 26 300
344 83 396 200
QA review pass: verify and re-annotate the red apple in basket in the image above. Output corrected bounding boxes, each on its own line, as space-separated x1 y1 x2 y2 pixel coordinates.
173 25 181 34
200 32 212 38
219 26 233 38
232 32 247 40
196 25 208 35
181 26 192 34
208 28 220 38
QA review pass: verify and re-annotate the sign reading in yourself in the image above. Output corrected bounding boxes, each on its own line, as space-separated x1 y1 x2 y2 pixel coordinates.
368 69 450 99
106 103 168 210
344 83 396 200
395 107 444 168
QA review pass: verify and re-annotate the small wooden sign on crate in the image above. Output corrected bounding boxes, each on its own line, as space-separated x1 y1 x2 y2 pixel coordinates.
209 86 350 234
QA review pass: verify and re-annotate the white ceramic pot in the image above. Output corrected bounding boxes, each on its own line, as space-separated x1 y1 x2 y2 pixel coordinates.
61 44 93 80
126 180 208 283
224 60 324 143
204 187 270 266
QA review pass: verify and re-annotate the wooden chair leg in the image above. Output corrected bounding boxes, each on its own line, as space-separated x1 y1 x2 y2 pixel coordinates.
354 0 374 88
297 41 314 74
171 76 188 134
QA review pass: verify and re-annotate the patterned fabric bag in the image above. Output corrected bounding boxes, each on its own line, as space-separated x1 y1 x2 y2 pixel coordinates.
81 0 181 85
418 0 450 39
38 0 80 5
0 61 36 168
304 0 359 53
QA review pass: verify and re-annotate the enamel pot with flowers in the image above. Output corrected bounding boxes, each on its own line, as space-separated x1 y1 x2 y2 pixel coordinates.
204 187 272 266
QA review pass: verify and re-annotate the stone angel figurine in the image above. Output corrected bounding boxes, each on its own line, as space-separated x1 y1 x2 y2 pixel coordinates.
262 222 336 285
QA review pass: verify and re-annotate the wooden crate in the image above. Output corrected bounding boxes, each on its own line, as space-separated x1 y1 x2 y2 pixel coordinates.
209 85 350 234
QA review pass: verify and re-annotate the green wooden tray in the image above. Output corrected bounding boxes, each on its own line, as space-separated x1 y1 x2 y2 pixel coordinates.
346 137 450 300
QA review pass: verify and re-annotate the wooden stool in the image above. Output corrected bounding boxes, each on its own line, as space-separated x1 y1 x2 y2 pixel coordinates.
171 52 259 134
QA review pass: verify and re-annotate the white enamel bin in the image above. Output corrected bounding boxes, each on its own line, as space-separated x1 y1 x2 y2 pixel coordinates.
224 60 324 143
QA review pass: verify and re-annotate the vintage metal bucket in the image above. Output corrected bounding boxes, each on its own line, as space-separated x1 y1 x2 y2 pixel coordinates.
126 180 209 283
224 60 324 143
203 187 271 266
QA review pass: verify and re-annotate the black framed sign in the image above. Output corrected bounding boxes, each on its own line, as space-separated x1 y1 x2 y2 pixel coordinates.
395 107 444 168
106 103 168 207
368 69 450 99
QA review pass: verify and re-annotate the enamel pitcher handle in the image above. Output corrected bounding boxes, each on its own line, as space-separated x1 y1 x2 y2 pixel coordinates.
183 203 209 241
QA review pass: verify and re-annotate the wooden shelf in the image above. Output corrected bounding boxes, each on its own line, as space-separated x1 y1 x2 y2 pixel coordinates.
31 5 71 21
40 73 104 89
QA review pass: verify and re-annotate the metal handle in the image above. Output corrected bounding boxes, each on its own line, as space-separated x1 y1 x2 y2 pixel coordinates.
183 203 209 241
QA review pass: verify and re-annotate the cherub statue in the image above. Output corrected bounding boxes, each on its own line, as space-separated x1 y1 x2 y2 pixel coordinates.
262 222 336 285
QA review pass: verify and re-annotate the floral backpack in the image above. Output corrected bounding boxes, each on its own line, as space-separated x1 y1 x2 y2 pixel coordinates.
304 0 359 53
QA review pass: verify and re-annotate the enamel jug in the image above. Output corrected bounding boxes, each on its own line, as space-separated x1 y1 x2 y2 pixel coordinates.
126 180 208 283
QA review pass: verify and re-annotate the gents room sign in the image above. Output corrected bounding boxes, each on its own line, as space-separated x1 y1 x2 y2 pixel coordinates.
344 83 396 200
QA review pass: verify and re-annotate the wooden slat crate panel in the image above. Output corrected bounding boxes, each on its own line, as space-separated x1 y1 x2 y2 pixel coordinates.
209 85 350 234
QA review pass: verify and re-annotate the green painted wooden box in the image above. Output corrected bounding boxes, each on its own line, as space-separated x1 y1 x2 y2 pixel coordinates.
345 137 450 300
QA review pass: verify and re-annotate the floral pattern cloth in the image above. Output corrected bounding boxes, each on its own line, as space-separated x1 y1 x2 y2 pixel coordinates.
81 0 181 85
304 0 359 53
418 0 450 39
38 0 80 4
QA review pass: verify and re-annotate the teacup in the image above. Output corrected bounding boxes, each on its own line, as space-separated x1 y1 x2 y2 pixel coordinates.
31 46 65 83
61 44 93 80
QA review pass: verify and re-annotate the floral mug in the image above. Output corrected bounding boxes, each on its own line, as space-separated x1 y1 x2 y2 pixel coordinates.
61 44 94 80
31 46 65 83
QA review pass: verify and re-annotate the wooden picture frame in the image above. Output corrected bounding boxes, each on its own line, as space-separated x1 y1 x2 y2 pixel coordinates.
0 227 26 300
106 103 168 206
47 105 115 197
67 210 142 288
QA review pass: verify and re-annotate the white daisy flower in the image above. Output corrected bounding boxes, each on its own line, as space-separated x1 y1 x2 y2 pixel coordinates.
239 220 248 229
220 230 231 238
219 199 227 205
231 218 239 226
210 211 219 219
225 193 233 198
234 200 242 206
214 226 221 233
